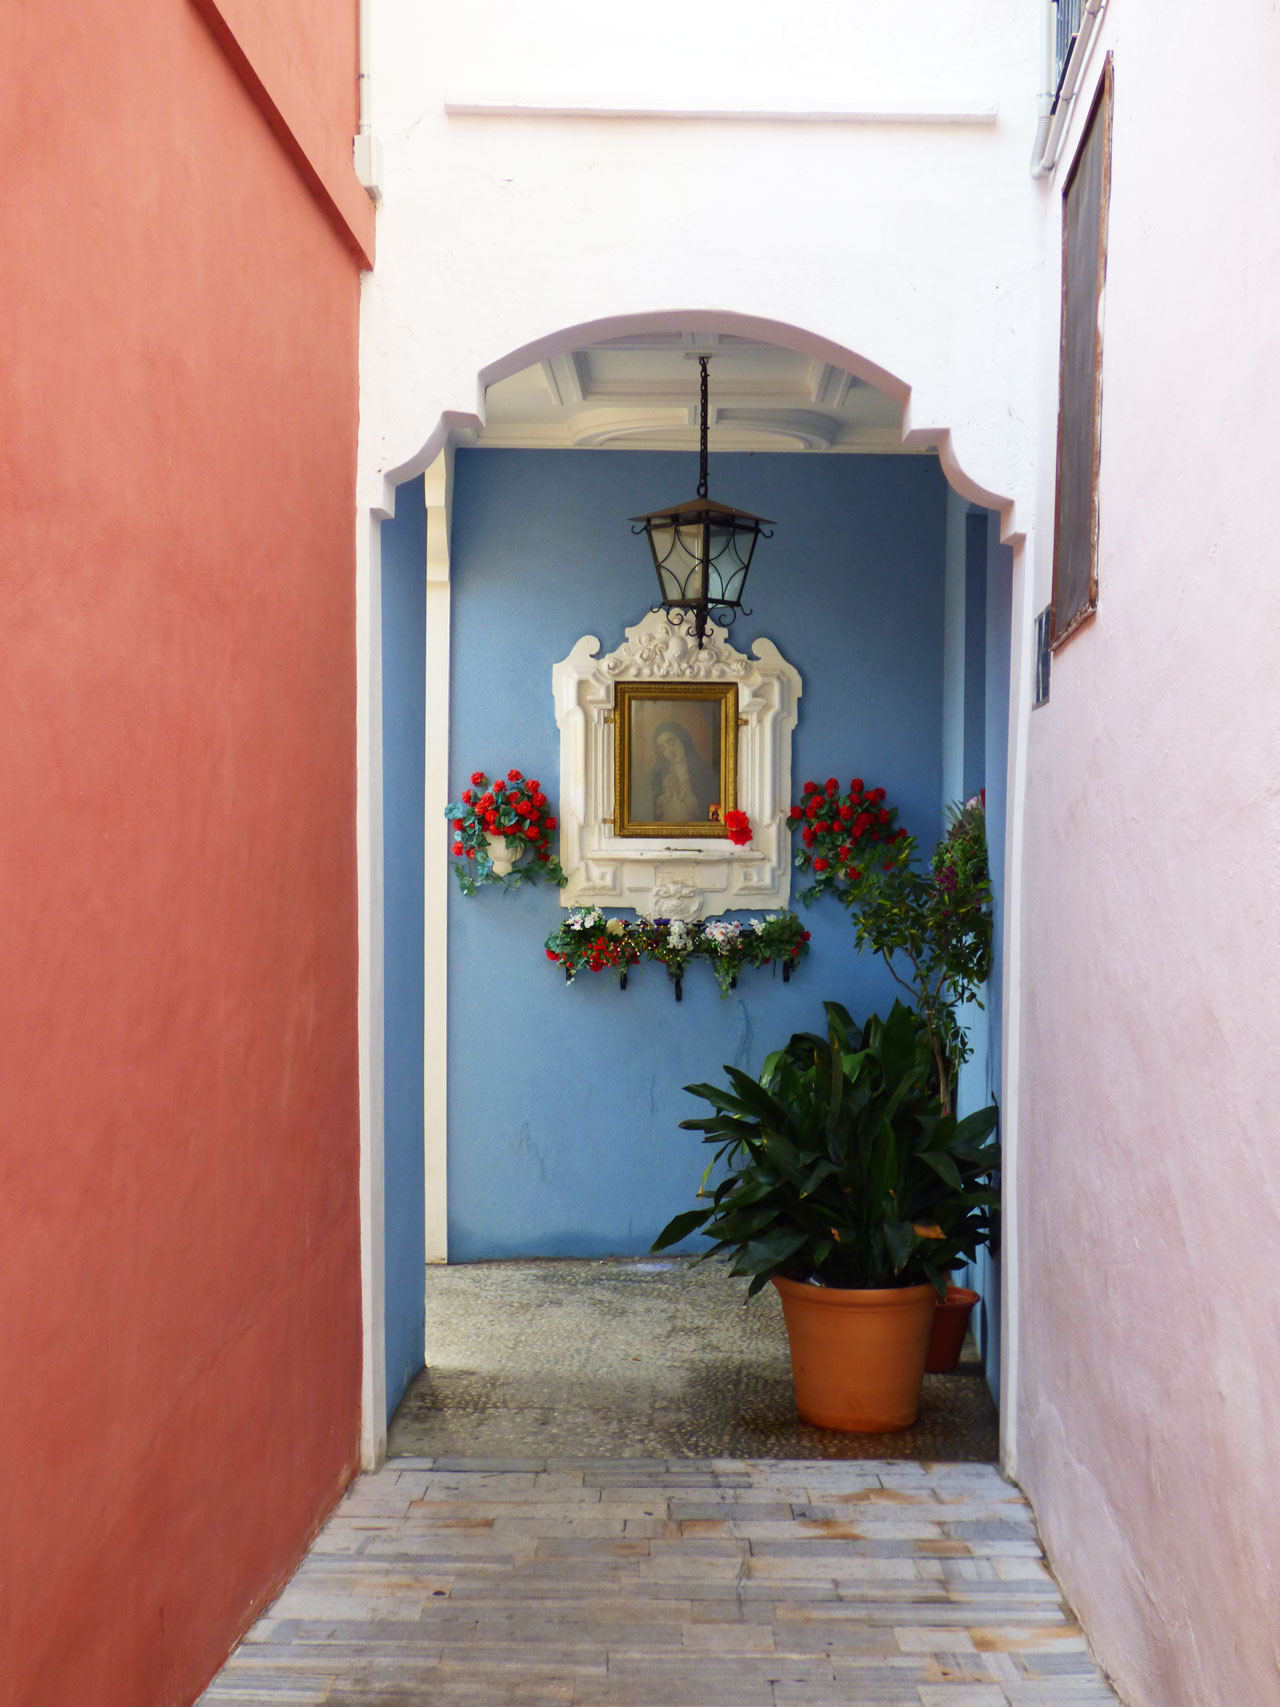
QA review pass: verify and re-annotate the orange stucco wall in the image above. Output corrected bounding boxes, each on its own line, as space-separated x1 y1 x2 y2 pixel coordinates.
1 6 364 1704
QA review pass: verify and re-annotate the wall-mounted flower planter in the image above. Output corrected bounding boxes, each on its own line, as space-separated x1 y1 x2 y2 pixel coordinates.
544 908 811 998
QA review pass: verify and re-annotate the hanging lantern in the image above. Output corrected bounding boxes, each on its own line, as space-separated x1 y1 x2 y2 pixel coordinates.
630 355 773 648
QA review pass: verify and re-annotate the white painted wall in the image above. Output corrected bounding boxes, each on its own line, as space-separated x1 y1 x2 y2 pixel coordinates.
1014 7 1280 1705
357 0 1045 521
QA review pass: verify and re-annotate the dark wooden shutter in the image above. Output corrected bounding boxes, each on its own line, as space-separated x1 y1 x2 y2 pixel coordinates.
1052 54 1113 647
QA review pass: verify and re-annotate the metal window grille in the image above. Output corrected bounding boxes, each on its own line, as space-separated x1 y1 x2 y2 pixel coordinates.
1034 607 1052 707
1054 0 1083 101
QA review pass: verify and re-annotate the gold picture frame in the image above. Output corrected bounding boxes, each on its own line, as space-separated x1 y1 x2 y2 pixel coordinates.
614 681 738 838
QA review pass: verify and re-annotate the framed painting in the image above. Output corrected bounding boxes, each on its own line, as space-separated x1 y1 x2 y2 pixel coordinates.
613 681 738 838
553 610 801 917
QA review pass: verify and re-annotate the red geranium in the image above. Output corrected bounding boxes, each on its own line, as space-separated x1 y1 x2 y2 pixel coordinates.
724 809 752 846
445 768 566 893
787 772 906 903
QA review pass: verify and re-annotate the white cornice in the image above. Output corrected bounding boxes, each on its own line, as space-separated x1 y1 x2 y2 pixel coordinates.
445 96 998 126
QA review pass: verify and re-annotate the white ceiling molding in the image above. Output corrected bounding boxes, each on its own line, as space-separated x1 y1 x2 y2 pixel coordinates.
568 408 695 449
538 360 564 407
714 408 837 451
807 360 833 405
541 352 586 407
476 332 924 457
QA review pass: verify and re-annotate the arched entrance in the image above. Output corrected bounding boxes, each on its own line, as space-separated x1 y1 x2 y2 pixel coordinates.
359 311 1025 1468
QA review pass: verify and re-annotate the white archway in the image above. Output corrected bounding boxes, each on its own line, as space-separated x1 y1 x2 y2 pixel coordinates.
356 310 1032 1471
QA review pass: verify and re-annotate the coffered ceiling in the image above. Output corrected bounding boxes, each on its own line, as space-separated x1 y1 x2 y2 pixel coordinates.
472 332 930 455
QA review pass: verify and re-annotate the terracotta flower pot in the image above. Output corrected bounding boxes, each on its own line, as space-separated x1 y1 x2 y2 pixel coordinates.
772 1276 937 1432
924 1285 980 1373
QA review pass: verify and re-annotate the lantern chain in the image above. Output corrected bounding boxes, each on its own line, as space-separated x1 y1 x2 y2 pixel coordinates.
697 355 709 499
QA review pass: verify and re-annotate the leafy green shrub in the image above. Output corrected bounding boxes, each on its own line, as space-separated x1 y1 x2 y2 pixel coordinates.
653 1000 999 1294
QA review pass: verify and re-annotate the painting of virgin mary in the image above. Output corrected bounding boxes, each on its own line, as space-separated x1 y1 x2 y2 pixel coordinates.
615 682 736 836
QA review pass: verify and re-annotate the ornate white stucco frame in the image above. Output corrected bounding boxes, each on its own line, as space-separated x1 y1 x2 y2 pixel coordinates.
553 610 802 919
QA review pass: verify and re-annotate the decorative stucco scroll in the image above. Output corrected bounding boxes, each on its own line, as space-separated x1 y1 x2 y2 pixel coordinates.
553 609 802 918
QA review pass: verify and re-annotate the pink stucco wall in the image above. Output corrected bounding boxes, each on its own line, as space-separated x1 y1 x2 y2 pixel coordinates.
1 5 364 1703
1014 8 1280 1704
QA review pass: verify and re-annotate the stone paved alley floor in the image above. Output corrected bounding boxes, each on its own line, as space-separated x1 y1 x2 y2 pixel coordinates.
390 1260 999 1462
200 1262 1120 1704
198 1458 1121 1706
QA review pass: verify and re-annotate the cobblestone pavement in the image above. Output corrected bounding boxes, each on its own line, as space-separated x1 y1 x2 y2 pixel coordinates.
390 1260 999 1462
199 1459 1121 1706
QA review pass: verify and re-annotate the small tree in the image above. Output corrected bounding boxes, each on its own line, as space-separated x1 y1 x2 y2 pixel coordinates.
788 781 992 1114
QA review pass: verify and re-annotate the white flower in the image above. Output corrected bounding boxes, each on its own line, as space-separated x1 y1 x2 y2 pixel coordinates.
704 920 741 953
568 906 603 930
604 917 626 937
750 918 768 935
667 920 689 947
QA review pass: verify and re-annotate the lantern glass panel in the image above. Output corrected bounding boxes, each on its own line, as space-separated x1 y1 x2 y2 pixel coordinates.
707 519 757 607
649 518 708 604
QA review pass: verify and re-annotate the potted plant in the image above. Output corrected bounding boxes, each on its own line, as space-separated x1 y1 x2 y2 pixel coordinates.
652 1000 999 1431
789 781 996 1368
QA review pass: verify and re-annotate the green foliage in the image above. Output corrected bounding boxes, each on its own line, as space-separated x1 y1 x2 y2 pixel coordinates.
790 782 993 1112
545 909 811 994
652 1000 999 1294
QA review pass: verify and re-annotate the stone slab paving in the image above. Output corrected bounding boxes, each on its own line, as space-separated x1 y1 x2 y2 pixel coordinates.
198 1460 1121 1706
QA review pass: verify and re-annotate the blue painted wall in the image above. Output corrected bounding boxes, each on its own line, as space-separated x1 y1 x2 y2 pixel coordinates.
951 506 1012 1402
443 448 951 1259
381 476 428 1416
971 511 1013 1401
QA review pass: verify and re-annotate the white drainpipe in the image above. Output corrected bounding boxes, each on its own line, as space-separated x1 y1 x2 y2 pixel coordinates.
1031 0 1106 179
353 0 384 203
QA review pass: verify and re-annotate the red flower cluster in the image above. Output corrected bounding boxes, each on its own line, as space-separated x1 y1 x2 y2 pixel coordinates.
723 809 752 847
787 775 910 890
444 767 565 890
585 933 639 974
